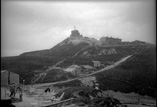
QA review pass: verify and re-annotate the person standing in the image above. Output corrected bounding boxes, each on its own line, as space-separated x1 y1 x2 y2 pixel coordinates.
9 83 16 98
16 86 23 101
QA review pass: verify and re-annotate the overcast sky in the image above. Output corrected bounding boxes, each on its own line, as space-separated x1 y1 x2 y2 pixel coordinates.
1 0 156 57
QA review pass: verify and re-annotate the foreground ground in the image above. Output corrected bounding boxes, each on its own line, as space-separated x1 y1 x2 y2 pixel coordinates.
1 86 156 107
1 55 156 107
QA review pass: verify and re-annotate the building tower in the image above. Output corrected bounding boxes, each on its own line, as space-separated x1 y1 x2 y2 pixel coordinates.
70 26 83 38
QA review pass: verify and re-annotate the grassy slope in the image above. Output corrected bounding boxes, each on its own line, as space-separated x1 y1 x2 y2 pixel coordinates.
47 46 156 98
58 46 143 68
41 69 77 83
1 43 88 84
1 44 154 86
95 46 156 97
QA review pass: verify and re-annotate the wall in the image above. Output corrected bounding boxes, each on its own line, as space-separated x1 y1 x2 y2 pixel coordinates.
1 71 19 86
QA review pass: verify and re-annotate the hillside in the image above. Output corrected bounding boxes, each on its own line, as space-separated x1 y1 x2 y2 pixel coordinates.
1 42 89 84
1 29 155 86
1 45 151 84
52 48 156 98
94 46 156 97
52 46 156 98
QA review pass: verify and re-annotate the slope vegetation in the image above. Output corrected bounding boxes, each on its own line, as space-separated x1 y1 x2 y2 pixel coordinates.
95 46 156 97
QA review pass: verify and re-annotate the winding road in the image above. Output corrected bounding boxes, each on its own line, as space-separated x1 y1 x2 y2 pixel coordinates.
26 55 132 88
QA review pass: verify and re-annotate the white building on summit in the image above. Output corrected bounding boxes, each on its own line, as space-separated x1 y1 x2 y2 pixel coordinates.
70 27 83 38
100 37 122 45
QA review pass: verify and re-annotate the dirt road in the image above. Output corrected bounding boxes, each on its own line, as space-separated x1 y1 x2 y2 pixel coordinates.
26 55 132 88
89 55 132 75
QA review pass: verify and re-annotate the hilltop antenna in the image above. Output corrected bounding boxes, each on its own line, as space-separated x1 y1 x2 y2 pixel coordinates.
74 26 76 30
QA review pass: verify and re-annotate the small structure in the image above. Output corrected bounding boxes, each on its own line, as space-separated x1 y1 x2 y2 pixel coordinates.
131 40 145 45
64 65 82 76
1 70 20 100
100 37 122 45
1 70 19 86
122 41 131 45
92 61 101 67
81 65 94 70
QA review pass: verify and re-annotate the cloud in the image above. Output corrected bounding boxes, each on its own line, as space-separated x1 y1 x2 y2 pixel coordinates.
1 0 156 57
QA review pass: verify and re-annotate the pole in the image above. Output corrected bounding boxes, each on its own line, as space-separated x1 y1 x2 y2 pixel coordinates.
23 80 25 85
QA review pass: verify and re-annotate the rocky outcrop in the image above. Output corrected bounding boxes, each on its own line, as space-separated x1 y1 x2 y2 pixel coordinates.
99 48 117 55
81 48 117 57
82 51 92 57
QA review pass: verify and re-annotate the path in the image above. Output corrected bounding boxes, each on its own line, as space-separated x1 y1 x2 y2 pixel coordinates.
32 58 67 83
89 55 132 75
26 55 132 88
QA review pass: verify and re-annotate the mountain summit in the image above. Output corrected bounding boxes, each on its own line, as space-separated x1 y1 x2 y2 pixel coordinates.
58 28 148 47
57 29 100 46
70 29 83 38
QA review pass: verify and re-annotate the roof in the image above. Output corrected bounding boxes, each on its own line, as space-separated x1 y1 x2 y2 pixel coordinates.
64 68 76 72
1 70 19 86
69 64 81 68
92 61 101 63
1 70 8 73
1 70 19 76
81 65 93 69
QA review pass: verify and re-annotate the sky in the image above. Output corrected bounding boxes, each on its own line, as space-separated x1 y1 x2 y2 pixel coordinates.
1 0 156 57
